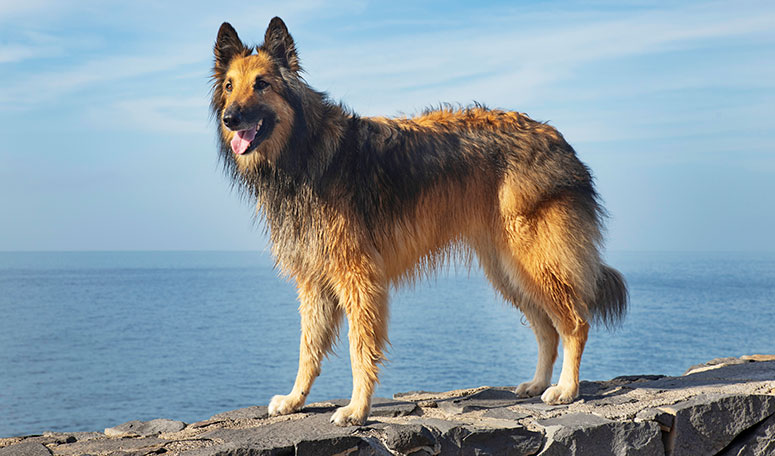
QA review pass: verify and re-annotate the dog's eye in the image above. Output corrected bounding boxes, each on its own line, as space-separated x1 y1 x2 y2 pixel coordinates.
255 78 270 91
225 81 233 92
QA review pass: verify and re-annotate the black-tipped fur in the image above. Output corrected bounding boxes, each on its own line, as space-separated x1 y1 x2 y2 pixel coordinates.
591 265 629 328
264 16 301 72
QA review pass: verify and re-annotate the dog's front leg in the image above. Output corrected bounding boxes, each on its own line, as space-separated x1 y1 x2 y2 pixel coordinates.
269 281 342 416
329 266 389 426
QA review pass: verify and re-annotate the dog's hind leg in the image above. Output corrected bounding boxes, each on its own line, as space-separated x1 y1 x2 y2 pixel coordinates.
269 280 343 416
475 242 558 398
515 304 559 397
499 193 600 405
506 258 590 404
542 320 589 404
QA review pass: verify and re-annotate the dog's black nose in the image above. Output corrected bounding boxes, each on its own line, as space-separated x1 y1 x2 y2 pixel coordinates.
222 109 241 130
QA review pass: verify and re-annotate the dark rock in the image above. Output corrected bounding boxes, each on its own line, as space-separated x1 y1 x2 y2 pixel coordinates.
466 388 520 401
104 418 186 437
460 425 543 456
122 449 169 456
536 412 610 434
210 405 269 421
67 432 103 442
49 437 166 455
583 393 641 407
578 380 604 396
393 390 439 399
684 357 747 374
718 412 775 456
2 433 83 449
515 399 568 413
189 419 226 429
40 433 77 445
197 412 363 454
437 387 521 415
662 394 775 456
407 417 466 438
370 397 418 417
0 442 51 456
405 418 469 453
1 433 96 449
536 413 663 456
180 445 293 456
398 417 542 456
406 450 434 456
610 375 667 384
295 435 377 456
635 408 674 430
639 361 775 391
303 398 349 414
381 424 437 454
481 408 531 421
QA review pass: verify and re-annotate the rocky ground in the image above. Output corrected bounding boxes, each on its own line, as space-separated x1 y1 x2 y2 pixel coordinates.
2 355 774 456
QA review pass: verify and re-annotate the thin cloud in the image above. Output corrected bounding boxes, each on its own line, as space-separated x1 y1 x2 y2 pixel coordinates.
0 44 43 64
0 29 66 64
98 96 211 134
1 0 772 139
0 0 362 107
304 1 775 114
0 0 62 20
0 49 207 107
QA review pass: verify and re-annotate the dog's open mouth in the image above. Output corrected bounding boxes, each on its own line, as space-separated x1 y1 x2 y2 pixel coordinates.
230 117 273 155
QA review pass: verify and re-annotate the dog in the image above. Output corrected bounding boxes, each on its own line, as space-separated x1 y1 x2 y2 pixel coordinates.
210 17 628 426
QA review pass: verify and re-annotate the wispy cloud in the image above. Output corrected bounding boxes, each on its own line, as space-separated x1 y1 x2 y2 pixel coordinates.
301 2 774 108
0 49 209 108
0 29 66 64
94 96 211 134
1 0 773 139
0 0 62 20
0 0 363 109
0 44 43 64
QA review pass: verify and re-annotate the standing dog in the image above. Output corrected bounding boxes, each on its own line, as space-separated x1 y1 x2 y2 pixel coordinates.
210 17 627 426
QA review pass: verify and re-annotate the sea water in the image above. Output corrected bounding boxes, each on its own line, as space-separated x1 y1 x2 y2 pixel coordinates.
1 250 773 436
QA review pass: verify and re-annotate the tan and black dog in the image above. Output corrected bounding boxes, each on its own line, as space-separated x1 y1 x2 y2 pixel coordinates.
210 17 627 426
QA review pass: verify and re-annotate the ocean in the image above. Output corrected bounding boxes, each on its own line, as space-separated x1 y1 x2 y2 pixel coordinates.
0 250 773 437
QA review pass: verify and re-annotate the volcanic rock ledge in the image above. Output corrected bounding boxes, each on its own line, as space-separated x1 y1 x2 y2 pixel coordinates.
2 355 775 456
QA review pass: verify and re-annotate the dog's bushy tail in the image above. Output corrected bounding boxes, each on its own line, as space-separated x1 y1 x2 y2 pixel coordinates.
589 264 629 328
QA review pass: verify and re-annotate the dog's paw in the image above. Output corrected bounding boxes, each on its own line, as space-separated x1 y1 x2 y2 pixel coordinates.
515 380 549 398
540 384 578 405
330 404 368 426
268 394 303 416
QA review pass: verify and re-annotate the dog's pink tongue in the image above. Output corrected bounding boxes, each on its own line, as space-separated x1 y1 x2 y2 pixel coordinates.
230 128 257 155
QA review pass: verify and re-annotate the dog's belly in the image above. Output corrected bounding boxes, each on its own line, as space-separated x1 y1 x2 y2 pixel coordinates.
379 181 496 283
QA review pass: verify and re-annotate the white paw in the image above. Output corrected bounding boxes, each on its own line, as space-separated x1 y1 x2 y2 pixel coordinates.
515 380 549 398
268 394 303 416
540 384 578 405
330 404 368 426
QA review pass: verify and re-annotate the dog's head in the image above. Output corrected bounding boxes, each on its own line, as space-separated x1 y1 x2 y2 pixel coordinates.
211 17 300 171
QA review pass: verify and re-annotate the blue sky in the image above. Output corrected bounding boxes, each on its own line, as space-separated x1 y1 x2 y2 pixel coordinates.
1 1 773 252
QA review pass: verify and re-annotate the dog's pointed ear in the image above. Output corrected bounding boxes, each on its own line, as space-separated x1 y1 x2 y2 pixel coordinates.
263 17 301 73
214 22 248 71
